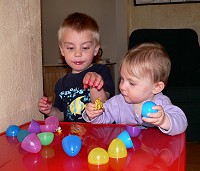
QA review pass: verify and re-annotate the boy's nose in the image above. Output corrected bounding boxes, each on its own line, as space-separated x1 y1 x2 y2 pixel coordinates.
74 49 82 57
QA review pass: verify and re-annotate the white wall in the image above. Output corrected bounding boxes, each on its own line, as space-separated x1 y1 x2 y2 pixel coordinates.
0 0 43 132
41 0 128 92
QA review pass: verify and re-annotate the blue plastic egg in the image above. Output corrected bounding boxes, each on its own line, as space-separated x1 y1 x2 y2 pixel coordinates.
62 135 82 157
117 130 133 149
142 101 158 118
6 125 21 137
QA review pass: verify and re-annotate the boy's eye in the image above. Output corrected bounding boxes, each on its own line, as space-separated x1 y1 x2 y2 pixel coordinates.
82 46 90 50
66 47 74 50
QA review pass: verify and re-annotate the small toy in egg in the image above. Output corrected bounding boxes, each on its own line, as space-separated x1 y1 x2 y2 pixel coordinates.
94 97 104 110
55 126 62 134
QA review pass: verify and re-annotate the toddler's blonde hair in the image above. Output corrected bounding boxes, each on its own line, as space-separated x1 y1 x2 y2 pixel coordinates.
120 43 171 85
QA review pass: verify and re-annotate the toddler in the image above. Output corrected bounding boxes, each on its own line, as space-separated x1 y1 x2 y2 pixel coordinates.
83 43 187 135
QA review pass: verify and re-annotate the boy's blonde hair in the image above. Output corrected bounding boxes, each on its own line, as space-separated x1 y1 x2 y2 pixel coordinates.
120 43 171 85
58 12 99 45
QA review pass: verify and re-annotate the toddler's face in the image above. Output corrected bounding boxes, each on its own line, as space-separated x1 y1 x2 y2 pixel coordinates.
119 67 155 105
59 28 100 73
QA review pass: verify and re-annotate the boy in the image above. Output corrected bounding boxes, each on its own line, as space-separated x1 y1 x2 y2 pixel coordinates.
38 12 115 122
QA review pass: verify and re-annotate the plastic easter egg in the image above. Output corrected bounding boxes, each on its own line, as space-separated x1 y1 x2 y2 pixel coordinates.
141 101 158 118
28 120 40 134
45 116 59 129
88 148 109 165
37 132 54 146
62 135 82 157
40 124 57 133
17 130 30 142
108 138 127 158
21 133 42 153
126 125 142 137
117 130 133 149
6 125 21 136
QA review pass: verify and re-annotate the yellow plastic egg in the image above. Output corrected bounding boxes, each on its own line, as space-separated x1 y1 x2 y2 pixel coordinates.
88 147 109 165
108 138 127 158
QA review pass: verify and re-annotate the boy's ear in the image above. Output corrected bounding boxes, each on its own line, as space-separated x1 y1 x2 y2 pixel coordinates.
59 46 64 56
152 81 165 94
94 45 100 56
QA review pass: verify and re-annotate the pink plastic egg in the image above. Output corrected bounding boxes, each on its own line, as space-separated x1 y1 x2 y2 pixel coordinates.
21 133 42 153
40 124 57 133
45 116 59 129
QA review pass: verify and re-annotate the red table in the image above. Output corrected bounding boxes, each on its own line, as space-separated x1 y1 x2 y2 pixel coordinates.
0 121 185 171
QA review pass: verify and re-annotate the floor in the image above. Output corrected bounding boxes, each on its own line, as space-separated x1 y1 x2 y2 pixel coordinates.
186 142 200 171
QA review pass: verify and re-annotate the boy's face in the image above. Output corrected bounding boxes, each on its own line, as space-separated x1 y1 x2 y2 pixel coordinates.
119 66 156 105
59 28 100 73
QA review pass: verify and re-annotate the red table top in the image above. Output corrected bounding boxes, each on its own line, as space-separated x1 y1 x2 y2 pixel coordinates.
0 121 185 171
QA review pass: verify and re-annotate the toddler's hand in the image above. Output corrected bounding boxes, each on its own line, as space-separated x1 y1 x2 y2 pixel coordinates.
142 105 169 130
86 102 104 120
83 72 104 90
38 96 53 115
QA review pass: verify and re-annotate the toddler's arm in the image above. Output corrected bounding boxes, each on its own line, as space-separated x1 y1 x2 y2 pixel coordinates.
142 105 170 130
142 104 187 135
85 102 104 120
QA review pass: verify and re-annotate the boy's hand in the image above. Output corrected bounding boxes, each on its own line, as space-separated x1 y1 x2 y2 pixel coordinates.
86 102 104 120
83 72 104 90
38 96 53 115
142 105 170 130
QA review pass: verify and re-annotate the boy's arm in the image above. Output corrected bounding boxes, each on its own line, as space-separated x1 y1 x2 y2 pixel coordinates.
83 72 109 103
90 87 109 103
38 96 64 121
48 107 64 121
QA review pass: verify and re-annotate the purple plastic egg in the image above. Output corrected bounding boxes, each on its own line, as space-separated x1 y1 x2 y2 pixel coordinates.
28 120 40 134
126 125 142 137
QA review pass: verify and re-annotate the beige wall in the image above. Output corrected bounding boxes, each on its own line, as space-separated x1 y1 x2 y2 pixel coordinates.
0 1 43 132
127 0 200 43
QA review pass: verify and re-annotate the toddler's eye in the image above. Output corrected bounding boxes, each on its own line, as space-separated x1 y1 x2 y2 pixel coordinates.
129 82 135 86
119 78 124 84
